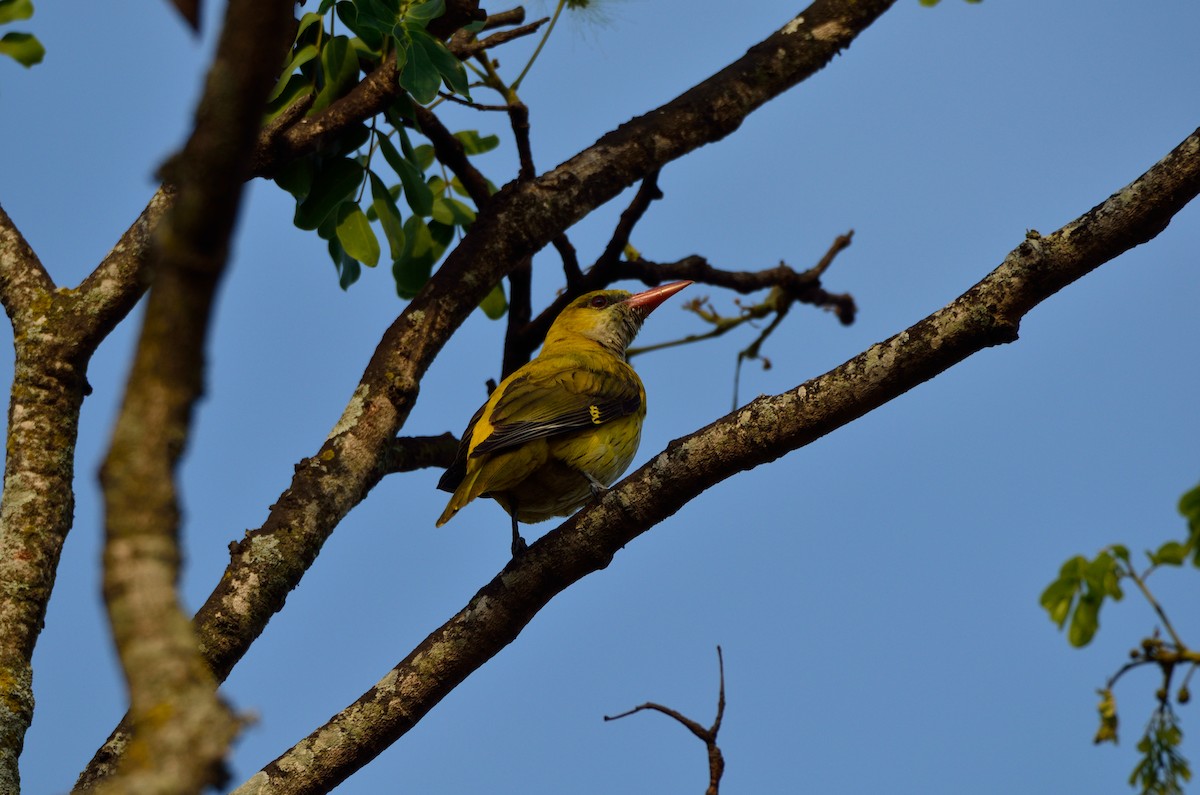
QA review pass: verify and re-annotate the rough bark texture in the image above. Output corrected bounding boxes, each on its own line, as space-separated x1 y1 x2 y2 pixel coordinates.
0 188 168 794
88 0 295 792
229 126 1200 795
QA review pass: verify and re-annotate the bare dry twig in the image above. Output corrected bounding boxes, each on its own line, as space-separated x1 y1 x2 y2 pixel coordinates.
605 647 727 795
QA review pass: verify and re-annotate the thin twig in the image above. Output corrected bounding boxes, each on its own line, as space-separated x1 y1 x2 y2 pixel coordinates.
449 18 550 59
1128 564 1187 651
594 170 664 275
604 647 727 795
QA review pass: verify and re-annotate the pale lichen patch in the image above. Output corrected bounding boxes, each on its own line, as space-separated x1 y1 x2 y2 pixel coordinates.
780 16 805 35
328 384 370 440
812 20 848 42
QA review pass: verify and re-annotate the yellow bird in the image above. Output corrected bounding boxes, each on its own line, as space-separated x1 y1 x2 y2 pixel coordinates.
436 280 691 555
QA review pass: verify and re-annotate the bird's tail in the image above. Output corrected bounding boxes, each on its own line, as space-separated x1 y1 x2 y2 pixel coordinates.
435 467 483 527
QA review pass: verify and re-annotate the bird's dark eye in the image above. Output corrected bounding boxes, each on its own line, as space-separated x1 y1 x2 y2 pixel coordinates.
589 295 609 308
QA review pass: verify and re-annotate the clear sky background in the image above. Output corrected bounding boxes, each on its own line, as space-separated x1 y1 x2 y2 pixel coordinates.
2 1 1199 793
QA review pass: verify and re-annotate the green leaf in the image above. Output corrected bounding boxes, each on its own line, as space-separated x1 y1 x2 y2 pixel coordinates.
479 283 507 319
411 143 436 171
311 35 360 114
393 216 436 298
1179 483 1200 567
294 157 364 230
427 218 455 249
369 172 406 261
327 235 361 290
0 31 44 67
1039 576 1080 629
295 11 325 40
335 203 380 267
431 196 475 226
404 0 445 27
264 74 311 125
408 26 470 98
317 0 337 14
268 44 319 102
338 0 388 48
354 0 399 31
1084 552 1123 600
375 130 408 175
328 123 371 158
1179 483 1200 527
453 130 500 155
1151 541 1188 567
274 158 314 201
1067 594 1100 647
0 0 34 25
397 26 440 104
379 136 434 215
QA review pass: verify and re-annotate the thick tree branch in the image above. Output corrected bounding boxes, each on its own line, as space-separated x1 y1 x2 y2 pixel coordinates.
88 0 295 791
80 2 899 785
0 206 83 794
1 183 175 795
252 0 486 176
384 433 459 475
230 125 1200 795
412 105 494 207
0 203 53 312
70 187 174 349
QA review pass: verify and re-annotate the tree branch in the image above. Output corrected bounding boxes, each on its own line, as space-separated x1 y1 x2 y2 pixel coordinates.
383 433 459 475
516 231 857 365
0 207 83 795
595 170 663 274
229 125 1200 795
70 187 175 349
79 2 900 784
449 16 549 59
88 0 295 791
604 646 726 795
0 202 53 315
412 105 494 208
251 0 486 176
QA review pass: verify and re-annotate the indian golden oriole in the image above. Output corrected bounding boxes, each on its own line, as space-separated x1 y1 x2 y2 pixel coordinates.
436 280 691 555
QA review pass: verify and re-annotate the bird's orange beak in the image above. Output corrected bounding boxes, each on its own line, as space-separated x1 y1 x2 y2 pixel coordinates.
622 280 692 316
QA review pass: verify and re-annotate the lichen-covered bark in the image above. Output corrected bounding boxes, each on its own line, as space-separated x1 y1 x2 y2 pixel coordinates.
230 126 1200 795
0 333 88 795
0 194 165 793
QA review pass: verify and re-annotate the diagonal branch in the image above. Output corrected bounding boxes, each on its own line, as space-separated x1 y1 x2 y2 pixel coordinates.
78 2 900 785
252 0 486 176
89 0 296 790
594 170 664 274
0 202 54 316
69 187 175 350
229 125 1200 795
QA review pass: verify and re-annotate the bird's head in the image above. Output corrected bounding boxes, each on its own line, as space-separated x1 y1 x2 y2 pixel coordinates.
544 281 692 356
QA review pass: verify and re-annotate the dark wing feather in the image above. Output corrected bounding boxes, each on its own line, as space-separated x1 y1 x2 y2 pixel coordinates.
471 362 642 457
436 403 484 492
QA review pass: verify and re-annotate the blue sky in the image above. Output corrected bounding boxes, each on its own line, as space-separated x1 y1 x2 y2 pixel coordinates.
2 1 1198 792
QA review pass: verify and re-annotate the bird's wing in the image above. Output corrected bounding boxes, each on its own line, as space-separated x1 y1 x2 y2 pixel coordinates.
471 363 642 457
435 402 484 493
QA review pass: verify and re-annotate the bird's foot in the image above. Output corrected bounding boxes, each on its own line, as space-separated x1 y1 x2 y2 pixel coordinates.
510 534 528 557
584 472 608 497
